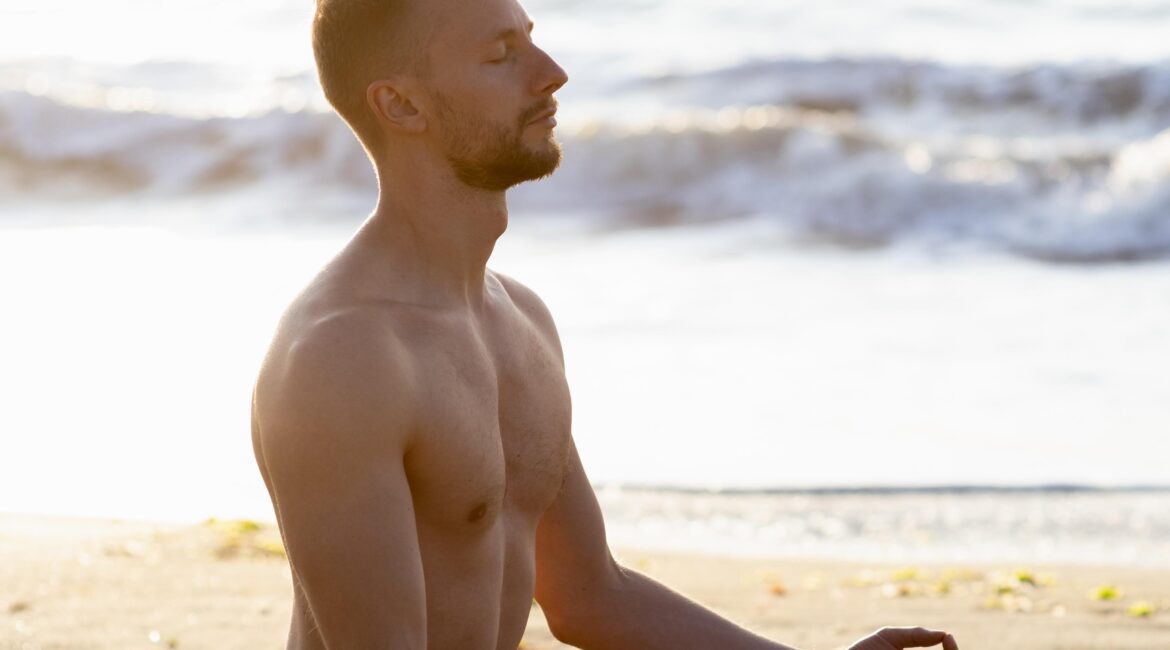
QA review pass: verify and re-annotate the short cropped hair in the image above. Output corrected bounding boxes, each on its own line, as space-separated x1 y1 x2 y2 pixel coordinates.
312 0 432 160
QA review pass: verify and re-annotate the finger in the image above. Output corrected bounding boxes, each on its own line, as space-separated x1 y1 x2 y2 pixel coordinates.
878 627 949 648
943 633 959 650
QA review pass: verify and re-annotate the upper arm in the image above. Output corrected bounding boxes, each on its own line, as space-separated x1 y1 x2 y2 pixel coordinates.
533 437 624 637
254 313 426 649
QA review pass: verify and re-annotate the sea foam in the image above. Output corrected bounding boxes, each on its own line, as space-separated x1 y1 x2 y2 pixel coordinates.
3 57 1170 262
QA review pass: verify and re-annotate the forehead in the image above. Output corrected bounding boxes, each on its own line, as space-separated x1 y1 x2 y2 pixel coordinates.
426 0 532 50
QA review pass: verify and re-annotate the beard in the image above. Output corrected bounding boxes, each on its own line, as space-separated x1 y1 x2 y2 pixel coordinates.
432 90 563 192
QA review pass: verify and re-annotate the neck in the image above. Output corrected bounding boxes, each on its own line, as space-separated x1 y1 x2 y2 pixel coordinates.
355 170 509 310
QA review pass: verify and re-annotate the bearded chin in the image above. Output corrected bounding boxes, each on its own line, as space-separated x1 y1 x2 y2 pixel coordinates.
447 130 563 192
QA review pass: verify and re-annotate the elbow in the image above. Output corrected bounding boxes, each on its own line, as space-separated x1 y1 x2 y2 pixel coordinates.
544 604 593 648
537 587 587 646
540 560 630 647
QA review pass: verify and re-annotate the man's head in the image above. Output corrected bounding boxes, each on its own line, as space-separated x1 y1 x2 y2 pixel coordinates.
312 0 432 157
312 0 569 191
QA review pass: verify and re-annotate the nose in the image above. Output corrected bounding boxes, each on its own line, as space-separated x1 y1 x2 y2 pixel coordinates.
533 47 568 95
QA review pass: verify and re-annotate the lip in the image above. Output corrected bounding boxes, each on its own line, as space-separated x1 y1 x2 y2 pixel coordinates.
528 108 557 126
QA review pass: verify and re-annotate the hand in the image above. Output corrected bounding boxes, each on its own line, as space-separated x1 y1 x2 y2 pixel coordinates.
846 627 959 650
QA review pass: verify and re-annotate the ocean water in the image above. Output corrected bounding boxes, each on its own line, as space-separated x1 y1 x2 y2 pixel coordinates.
1 221 1167 566
2 0 1169 564
4 0 1170 259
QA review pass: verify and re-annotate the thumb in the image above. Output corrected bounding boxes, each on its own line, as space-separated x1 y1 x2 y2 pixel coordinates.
877 627 951 648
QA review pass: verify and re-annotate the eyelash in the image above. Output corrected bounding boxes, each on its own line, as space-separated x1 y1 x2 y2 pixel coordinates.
490 48 514 64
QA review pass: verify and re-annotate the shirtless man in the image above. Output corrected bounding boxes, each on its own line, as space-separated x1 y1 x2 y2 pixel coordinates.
249 0 963 648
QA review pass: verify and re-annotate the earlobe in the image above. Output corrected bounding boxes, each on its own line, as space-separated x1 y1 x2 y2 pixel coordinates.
368 81 426 133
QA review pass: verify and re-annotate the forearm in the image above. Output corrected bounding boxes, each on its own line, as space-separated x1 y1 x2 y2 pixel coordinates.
560 564 804 650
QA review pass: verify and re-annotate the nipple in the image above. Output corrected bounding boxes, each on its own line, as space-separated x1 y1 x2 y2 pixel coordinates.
467 503 488 523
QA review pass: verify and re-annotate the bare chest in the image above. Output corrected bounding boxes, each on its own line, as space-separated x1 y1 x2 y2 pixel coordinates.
406 329 572 530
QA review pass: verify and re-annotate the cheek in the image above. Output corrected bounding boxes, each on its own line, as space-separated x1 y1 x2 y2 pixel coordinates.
457 73 522 118
428 79 518 139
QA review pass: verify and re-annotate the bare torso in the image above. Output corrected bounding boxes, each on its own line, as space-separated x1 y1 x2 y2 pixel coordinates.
252 244 573 650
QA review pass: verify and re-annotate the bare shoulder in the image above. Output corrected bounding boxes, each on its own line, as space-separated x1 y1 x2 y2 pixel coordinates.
490 269 564 355
252 301 422 460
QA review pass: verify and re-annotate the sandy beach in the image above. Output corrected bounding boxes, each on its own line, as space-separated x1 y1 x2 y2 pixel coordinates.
1 514 1167 650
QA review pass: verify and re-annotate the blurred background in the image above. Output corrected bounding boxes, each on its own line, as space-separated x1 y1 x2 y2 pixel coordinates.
1 0 1168 567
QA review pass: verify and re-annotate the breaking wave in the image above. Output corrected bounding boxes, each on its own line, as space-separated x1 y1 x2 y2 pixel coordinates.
3 57 1170 262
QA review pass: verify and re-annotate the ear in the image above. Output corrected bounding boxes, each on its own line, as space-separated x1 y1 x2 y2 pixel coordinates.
367 79 426 134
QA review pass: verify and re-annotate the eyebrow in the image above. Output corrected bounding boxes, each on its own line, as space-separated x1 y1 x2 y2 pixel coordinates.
490 20 535 42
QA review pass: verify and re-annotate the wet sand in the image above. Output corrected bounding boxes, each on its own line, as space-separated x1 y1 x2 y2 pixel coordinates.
1 514 1167 649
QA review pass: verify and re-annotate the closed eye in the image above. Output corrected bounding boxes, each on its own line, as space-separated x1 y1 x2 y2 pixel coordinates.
487 48 512 64
484 21 532 63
